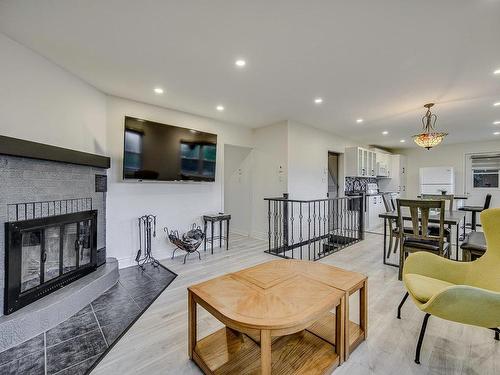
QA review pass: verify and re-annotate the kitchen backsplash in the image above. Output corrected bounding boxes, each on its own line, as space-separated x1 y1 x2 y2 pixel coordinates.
345 177 377 192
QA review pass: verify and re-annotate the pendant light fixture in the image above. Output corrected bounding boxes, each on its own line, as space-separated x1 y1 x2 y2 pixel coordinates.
413 103 447 150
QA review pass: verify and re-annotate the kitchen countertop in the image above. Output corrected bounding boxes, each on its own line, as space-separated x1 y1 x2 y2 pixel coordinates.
345 191 395 197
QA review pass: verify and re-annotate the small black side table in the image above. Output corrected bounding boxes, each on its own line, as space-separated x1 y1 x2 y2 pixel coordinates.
203 214 231 254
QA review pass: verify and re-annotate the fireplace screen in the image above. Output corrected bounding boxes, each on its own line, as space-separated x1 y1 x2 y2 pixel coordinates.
20 230 42 292
5 210 97 314
44 227 61 283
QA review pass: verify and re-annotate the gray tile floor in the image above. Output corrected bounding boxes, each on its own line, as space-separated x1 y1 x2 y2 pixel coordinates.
0 263 177 375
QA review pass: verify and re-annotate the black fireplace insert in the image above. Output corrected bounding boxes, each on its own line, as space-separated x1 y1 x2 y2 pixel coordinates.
4 210 98 314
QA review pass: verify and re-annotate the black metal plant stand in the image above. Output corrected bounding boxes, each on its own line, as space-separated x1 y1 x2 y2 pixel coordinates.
135 214 160 270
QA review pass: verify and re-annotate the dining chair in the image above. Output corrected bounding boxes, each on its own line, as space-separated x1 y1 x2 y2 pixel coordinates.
421 194 454 242
397 199 449 280
397 208 500 364
382 194 397 258
459 193 492 231
420 194 454 212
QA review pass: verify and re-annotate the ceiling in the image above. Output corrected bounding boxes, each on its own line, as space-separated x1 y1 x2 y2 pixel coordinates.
1 0 499 148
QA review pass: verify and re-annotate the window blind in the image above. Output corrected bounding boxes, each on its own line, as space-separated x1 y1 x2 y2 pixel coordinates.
471 154 500 171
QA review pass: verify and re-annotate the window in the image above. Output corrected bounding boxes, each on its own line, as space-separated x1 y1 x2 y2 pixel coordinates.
180 142 216 179
471 154 500 188
124 130 143 173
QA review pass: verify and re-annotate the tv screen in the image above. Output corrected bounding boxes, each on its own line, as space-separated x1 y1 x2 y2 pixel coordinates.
123 116 217 182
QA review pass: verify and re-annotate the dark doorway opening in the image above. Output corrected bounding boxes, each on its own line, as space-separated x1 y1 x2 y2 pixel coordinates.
328 152 339 198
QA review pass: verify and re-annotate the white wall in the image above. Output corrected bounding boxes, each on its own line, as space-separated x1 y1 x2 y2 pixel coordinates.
394 140 500 207
251 121 289 238
224 145 253 236
287 121 357 200
0 33 106 154
105 96 254 266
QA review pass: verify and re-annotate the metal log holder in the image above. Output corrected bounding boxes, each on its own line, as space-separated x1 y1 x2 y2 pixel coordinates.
135 214 160 269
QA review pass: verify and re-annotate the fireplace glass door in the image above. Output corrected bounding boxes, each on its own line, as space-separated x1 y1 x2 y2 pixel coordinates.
44 226 61 282
62 223 78 273
20 230 42 293
5 209 98 315
78 220 92 267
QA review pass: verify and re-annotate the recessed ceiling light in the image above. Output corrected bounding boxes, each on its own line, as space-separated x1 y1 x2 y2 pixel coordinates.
382 131 388 135
400 139 406 143
216 105 225 111
356 118 364 123
494 121 500 125
235 59 246 67
494 132 500 135
314 98 323 104
494 69 500 75
153 87 164 94
494 102 500 107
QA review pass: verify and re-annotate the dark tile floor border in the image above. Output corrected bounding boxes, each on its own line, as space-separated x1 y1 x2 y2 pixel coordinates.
85 263 177 374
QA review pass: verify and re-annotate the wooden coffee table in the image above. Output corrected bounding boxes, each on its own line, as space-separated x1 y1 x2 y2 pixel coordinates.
188 260 367 374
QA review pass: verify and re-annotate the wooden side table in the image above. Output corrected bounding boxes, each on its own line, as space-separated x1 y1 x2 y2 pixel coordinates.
188 260 348 374
203 214 231 254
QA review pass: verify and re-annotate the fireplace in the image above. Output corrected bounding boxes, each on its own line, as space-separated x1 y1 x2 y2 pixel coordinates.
4 210 98 314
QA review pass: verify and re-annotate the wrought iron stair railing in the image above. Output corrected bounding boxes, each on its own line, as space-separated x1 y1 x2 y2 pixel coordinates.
264 194 365 260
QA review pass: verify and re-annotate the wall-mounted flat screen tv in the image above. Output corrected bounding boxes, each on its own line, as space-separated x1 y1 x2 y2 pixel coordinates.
123 116 217 182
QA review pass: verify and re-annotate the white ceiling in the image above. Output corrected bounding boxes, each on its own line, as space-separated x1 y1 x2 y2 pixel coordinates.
1 0 499 148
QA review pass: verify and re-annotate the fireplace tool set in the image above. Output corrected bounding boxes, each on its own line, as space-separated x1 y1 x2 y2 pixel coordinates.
135 214 160 269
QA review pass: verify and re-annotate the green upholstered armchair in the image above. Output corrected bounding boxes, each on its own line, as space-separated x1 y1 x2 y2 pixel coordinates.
397 208 500 364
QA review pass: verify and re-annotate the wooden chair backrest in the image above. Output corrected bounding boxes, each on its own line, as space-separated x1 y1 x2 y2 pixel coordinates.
397 199 446 243
382 193 394 212
421 194 454 212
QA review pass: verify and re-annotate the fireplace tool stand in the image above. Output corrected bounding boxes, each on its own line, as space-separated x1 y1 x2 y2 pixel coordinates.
135 214 160 270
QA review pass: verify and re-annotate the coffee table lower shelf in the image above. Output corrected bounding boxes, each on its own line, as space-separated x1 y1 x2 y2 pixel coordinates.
193 326 340 375
307 311 365 355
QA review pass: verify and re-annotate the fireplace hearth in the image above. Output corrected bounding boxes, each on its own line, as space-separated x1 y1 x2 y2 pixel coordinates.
5 210 98 314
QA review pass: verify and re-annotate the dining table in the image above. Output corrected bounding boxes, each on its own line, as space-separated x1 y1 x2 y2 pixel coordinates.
379 208 467 267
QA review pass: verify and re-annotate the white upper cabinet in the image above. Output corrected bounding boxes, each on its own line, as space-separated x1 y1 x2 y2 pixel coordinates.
376 152 390 177
346 147 377 177
382 154 407 196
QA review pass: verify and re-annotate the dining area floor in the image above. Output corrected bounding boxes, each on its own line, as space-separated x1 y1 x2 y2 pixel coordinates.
91 232 500 375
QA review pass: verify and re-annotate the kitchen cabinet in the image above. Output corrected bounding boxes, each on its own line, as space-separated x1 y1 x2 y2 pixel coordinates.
382 154 407 197
346 147 377 177
376 152 391 177
366 194 385 230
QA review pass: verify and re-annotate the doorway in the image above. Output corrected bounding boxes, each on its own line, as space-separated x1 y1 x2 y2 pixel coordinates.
328 152 339 198
224 144 253 236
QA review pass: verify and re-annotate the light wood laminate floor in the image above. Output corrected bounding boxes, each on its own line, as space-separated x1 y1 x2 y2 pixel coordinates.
93 233 500 375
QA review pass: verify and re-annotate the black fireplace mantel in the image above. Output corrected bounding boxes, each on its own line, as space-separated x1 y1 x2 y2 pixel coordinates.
0 135 110 169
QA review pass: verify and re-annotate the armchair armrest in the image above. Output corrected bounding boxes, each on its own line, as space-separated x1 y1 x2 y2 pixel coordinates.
423 285 500 328
403 252 473 285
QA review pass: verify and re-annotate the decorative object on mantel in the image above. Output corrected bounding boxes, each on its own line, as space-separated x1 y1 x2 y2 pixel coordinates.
135 215 160 269
165 224 205 264
413 103 448 150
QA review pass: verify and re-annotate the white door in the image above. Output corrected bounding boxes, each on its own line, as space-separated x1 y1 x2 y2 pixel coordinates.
224 145 253 235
